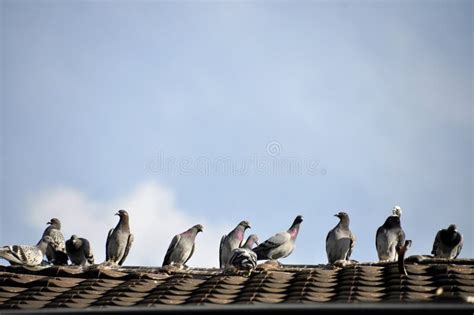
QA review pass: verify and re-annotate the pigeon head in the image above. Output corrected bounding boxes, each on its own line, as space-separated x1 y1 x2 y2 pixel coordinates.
392 206 402 218
47 218 61 229
292 215 304 225
334 212 350 226
193 224 204 233
447 224 457 232
334 212 349 219
244 234 259 248
70 235 81 247
239 220 251 229
115 210 129 217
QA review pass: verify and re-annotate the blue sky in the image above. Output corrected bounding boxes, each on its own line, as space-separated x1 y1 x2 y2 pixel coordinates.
1 0 472 266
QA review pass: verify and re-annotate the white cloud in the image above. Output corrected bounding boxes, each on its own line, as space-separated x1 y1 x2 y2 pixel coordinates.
26 181 230 267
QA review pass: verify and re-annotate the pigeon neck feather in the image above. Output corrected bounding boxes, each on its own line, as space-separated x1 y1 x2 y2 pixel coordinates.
288 223 301 239
231 226 245 241
243 236 256 249
337 217 350 229
184 227 199 239
117 215 130 233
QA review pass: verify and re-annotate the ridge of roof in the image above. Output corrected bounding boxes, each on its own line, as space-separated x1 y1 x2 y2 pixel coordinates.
1 259 473 313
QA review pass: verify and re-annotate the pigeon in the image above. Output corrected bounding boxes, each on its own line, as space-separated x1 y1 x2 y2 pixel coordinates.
162 224 203 267
326 212 356 264
66 235 95 266
105 210 134 266
228 234 259 272
376 214 406 262
253 215 303 262
42 218 67 265
0 236 53 267
431 224 463 259
392 206 402 218
219 220 251 268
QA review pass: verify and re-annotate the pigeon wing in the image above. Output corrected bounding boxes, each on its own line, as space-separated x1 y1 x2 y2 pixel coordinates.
261 232 290 249
82 239 94 264
396 228 406 251
0 246 25 265
118 234 134 266
49 229 65 252
254 231 290 259
105 228 114 261
375 226 384 250
454 232 463 258
431 230 441 255
184 242 195 265
347 231 356 260
219 234 227 268
1 245 42 266
326 228 344 263
163 234 180 266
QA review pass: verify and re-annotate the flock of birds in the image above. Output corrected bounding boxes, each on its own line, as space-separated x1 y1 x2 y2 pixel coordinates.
0 206 465 273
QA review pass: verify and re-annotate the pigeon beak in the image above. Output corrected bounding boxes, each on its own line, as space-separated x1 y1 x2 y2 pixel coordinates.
46 221 52 225
334 214 339 218
114 212 119 216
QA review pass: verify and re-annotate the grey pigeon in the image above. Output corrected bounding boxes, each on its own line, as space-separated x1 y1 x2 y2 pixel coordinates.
431 224 463 259
162 224 203 267
66 235 95 266
105 210 134 266
228 234 259 272
0 236 53 267
219 220 251 268
42 218 67 265
253 215 303 262
376 215 405 262
326 212 356 264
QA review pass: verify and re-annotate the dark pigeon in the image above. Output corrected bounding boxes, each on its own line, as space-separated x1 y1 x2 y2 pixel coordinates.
326 212 356 264
0 236 53 267
228 234 259 272
106 210 134 266
42 218 67 265
66 235 95 266
162 224 203 267
376 215 405 262
253 215 303 262
431 224 463 259
219 220 251 268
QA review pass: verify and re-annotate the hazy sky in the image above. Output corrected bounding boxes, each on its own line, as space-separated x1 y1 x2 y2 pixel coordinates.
1 0 472 267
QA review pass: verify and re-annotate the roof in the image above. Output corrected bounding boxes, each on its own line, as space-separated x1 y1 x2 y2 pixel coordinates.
1 258 473 314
